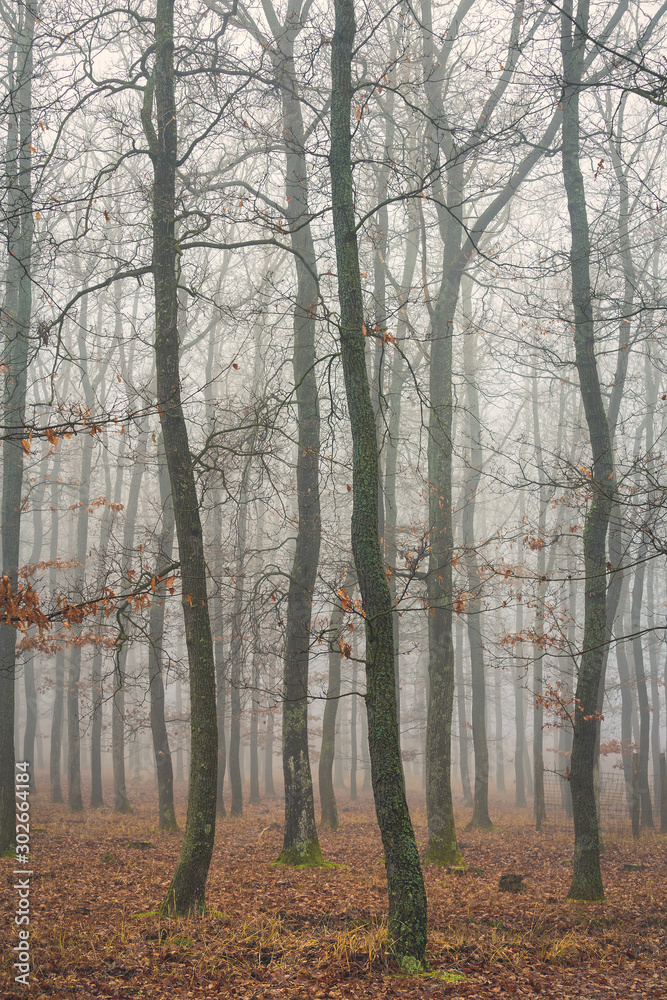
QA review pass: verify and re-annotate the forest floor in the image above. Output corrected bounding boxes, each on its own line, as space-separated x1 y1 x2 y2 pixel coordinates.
2 779 667 998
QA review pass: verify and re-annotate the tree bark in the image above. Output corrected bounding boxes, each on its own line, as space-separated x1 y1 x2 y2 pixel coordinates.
631 543 653 829
0 1 34 854
144 0 217 913
112 433 146 814
462 330 492 831
561 0 615 901
269 5 324 866
148 435 177 831
455 617 473 806
330 0 427 964
319 574 351 829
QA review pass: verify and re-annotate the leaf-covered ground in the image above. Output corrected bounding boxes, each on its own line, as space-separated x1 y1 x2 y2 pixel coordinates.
2 783 667 998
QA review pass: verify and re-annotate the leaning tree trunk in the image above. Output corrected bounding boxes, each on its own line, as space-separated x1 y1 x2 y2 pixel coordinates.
561 0 615 901
0 2 34 854
144 0 217 914
330 0 427 964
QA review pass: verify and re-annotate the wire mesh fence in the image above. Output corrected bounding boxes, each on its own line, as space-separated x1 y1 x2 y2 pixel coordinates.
543 770 635 834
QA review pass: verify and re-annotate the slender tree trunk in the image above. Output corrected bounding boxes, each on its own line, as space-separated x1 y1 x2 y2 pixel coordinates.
494 668 505 793
271 12 324 866
531 376 547 830
350 658 358 802
175 678 184 782
455 617 473 807
631 544 653 829
384 209 418 749
112 433 146 814
319 575 350 828
22 449 47 792
228 479 248 818
144 0 217 913
48 442 65 803
615 590 634 814
0 3 34 853
331 0 427 962
463 331 492 831
148 435 177 830
249 642 260 806
561 0 615 900
211 515 226 817
514 562 527 808
264 662 274 796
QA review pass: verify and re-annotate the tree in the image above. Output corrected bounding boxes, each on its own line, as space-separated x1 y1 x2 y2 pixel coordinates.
559 0 615 901
144 0 218 914
330 0 427 966
0 0 35 855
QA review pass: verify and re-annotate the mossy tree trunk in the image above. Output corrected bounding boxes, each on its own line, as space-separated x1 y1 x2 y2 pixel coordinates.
144 0 217 914
330 0 427 965
560 0 615 901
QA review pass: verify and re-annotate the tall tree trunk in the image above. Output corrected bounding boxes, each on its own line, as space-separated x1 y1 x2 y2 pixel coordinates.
350 658 358 802
319 575 351 829
531 375 547 830
514 488 527 810
330 0 427 963
615 588 634 814
631 543 653 829
90 452 114 810
0 2 34 854
249 648 260 805
455 617 473 806
144 0 217 913
384 207 419 746
228 476 248 818
463 330 492 831
269 7 324 866
23 446 47 792
211 516 226 817
112 432 146 814
148 434 177 830
264 661 274 796
67 288 97 814
561 0 615 900
47 432 66 801
494 668 505 794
